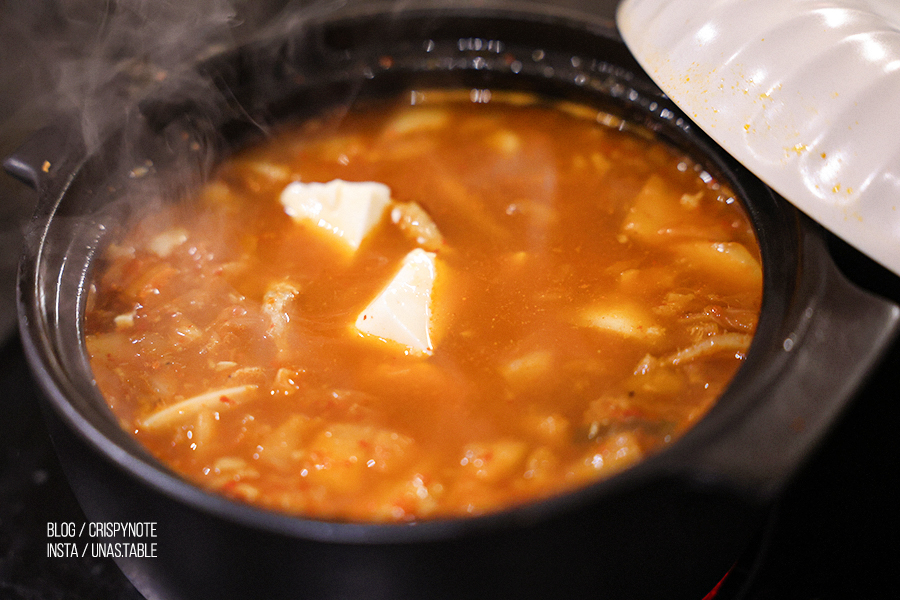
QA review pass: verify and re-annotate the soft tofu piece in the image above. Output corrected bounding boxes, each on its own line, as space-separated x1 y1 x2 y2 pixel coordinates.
356 248 437 355
579 303 664 340
621 174 688 243
147 227 188 257
674 241 763 294
500 349 554 391
280 179 391 250
383 108 449 137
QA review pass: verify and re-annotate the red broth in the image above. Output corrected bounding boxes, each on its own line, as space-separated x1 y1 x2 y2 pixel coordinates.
84 90 762 522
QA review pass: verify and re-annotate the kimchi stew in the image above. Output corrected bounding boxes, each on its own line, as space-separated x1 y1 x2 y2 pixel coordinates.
84 89 763 522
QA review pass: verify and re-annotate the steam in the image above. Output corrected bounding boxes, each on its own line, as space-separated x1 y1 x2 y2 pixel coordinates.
2 0 516 198
41 0 254 155
4 0 505 168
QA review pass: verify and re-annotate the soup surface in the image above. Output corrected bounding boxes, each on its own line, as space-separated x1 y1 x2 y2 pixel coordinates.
85 89 762 522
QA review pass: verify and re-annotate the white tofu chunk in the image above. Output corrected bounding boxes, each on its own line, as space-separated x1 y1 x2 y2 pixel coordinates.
280 179 391 250
356 248 437 355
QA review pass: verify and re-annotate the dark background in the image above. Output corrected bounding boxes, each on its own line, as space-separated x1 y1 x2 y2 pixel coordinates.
1 1 898 599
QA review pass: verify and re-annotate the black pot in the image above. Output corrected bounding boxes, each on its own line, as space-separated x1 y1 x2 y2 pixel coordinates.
6 4 899 599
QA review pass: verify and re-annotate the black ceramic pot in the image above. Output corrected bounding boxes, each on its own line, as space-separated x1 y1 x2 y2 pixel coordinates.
7 3 900 599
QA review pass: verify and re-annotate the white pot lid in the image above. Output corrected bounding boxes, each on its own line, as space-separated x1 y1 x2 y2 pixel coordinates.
617 0 900 276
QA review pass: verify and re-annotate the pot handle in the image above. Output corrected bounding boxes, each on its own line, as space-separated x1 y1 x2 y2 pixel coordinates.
3 115 86 193
684 223 900 501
